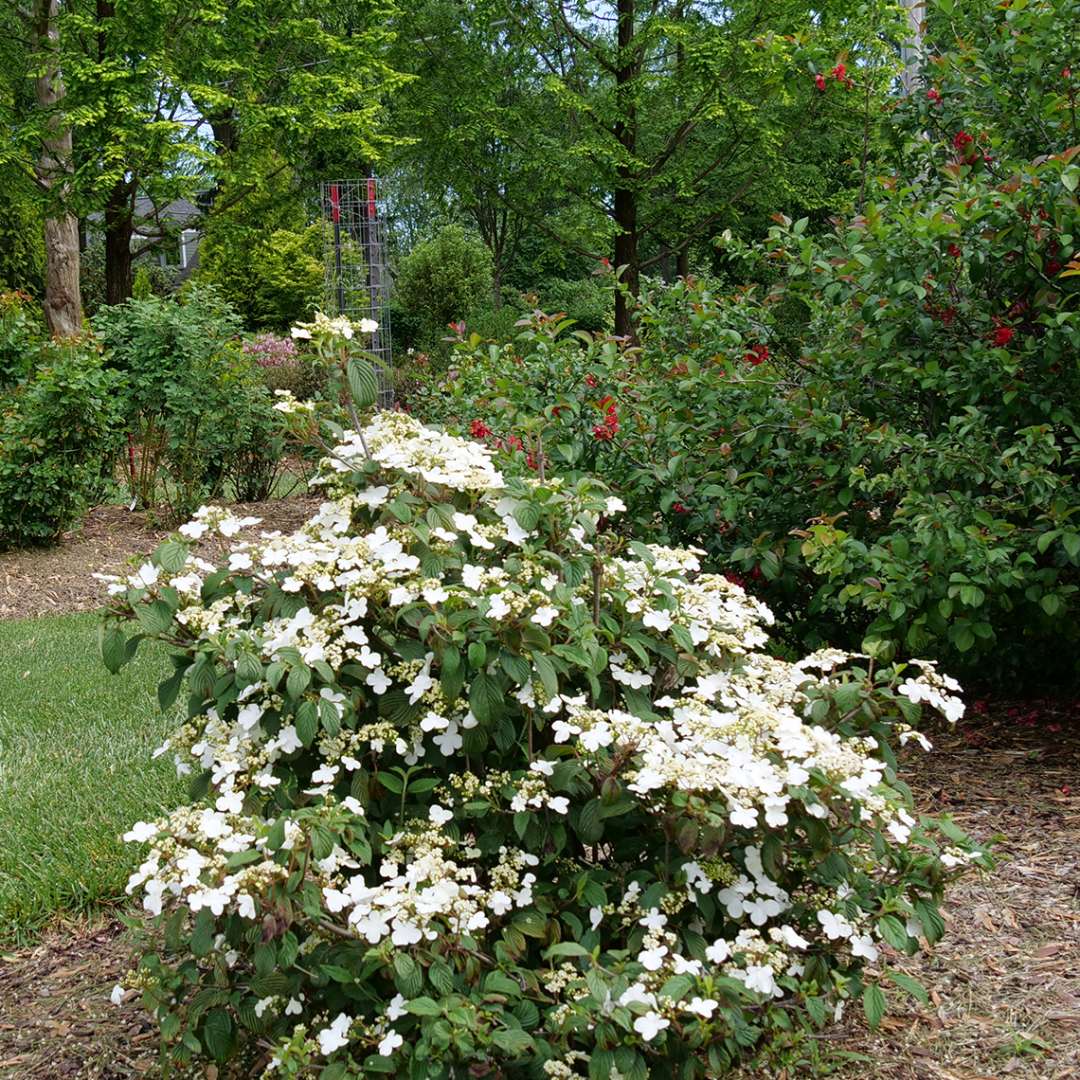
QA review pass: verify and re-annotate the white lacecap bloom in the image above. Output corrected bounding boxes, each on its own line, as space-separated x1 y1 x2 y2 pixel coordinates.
633 1011 670 1041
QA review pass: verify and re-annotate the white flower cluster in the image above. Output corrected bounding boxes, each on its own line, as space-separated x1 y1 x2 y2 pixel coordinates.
291 311 378 341
318 411 505 494
897 659 965 723
322 829 539 944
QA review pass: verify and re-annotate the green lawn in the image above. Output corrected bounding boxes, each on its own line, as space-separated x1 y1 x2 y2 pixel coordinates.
0 613 184 943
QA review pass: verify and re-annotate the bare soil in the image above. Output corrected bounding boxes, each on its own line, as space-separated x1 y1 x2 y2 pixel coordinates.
0 499 321 622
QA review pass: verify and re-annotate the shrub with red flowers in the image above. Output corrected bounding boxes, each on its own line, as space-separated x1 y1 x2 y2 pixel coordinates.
411 1 1080 688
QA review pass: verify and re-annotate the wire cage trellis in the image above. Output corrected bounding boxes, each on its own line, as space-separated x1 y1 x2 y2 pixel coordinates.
320 178 393 405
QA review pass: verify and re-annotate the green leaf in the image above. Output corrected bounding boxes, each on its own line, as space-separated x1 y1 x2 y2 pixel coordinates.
100 625 129 674
296 700 318 746
468 641 487 670
469 671 504 723
348 357 379 408
491 1028 535 1054
406 996 443 1016
429 959 455 996
887 971 929 1005
914 900 946 945
135 599 175 634
362 1058 397 1074
319 696 342 736
225 849 262 869
190 909 215 956
157 669 184 711
876 914 910 952
576 798 604 843
202 1008 233 1063
500 652 531 685
394 953 424 998
862 984 886 1030
154 539 190 574
544 941 590 959
513 502 540 532
530 651 559 700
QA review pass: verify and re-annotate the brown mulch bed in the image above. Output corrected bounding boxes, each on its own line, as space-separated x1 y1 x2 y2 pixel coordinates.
0 499 322 622
826 710 1080 1080
0 716 1075 1079
0 921 157 1079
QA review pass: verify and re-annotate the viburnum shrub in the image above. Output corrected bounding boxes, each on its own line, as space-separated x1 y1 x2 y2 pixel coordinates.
104 321 985 1077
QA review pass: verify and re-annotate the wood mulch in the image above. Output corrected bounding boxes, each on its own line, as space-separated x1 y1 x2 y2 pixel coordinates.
0 499 321 622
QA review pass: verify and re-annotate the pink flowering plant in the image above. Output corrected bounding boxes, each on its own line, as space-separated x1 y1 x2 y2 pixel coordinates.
103 324 986 1076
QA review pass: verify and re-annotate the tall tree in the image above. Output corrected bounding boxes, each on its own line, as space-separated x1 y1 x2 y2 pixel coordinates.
393 0 899 335
1 0 83 335
1 0 405 317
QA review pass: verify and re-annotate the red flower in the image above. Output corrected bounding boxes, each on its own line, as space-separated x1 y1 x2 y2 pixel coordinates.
941 306 957 326
744 344 770 366
672 502 689 514
947 243 962 258
831 63 847 81
505 434 523 452
593 397 619 441
814 73 826 92
991 326 1015 347
585 373 598 388
723 571 747 589
927 87 942 104
952 130 973 150
1064 67 1072 79
470 419 492 439
1047 260 1063 275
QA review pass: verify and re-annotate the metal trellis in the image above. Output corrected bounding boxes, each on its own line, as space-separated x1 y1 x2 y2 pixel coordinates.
320 177 393 405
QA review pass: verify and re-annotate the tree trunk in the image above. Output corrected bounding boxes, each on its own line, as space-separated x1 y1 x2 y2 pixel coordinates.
32 0 82 338
677 246 690 279
612 0 638 340
104 179 134 305
899 0 925 95
613 185 638 338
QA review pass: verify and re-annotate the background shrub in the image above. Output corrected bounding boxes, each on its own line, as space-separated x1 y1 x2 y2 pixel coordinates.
94 288 287 520
0 338 121 547
243 332 328 401
393 224 494 354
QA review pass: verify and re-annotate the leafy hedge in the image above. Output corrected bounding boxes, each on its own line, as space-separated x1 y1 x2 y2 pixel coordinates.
414 0 1080 684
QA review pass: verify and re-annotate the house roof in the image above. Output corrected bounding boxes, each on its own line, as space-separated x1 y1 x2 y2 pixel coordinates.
86 196 204 234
